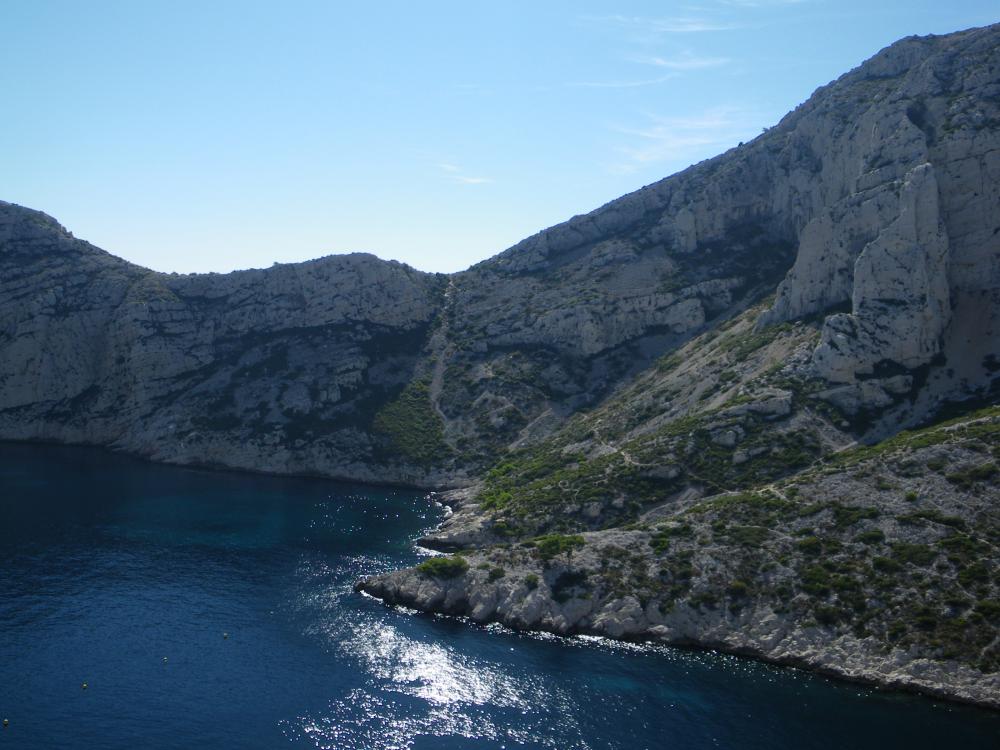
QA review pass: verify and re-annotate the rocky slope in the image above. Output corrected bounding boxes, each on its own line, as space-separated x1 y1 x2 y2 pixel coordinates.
362 408 999 706
361 305 1000 707
3 24 1000 706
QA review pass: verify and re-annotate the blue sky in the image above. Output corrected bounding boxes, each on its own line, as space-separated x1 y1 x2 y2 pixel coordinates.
2 1 996 274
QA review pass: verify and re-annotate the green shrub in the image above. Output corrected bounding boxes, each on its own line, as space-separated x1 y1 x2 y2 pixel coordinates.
649 523 693 554
887 621 907 641
938 534 987 557
945 462 997 488
524 573 539 590
832 505 878 528
726 526 770 546
487 566 506 582
800 565 831 595
726 580 750 598
491 520 515 536
688 591 718 609
481 490 513 511
648 533 670 554
873 556 902 573
373 379 450 466
974 600 1000 619
796 537 823 555
899 509 966 529
913 606 938 631
891 543 936 566
416 555 469 579
533 534 586 560
814 605 841 625
552 570 591 603
958 562 990 585
856 529 885 545
926 458 947 471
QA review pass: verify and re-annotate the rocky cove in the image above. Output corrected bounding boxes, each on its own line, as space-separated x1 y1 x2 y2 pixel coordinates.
3 23 1000 712
4 441 998 749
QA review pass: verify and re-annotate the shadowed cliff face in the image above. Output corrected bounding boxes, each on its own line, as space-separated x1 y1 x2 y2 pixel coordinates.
2 24 999 485
0 206 446 482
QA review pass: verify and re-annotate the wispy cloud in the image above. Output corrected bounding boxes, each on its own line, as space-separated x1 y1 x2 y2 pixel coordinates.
583 14 738 33
608 106 758 174
569 73 679 89
716 0 808 7
632 52 731 70
437 163 493 185
452 83 490 95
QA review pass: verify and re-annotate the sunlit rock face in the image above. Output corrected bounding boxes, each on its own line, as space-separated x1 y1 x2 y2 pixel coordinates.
812 163 951 383
2 24 1000 480
758 26 1000 414
446 24 1000 438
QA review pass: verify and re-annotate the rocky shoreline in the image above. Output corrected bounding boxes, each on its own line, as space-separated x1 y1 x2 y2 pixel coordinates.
358 533 1000 711
359 409 1000 711
358 573 999 711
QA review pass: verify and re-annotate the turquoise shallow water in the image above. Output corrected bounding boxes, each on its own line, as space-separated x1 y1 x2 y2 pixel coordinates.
0 443 997 749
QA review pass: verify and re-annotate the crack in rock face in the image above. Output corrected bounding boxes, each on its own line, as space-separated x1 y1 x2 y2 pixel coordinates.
813 162 951 385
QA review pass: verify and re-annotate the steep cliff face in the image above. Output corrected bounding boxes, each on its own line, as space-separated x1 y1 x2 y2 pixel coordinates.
0 204 446 483
761 26 1000 427
441 23 1000 457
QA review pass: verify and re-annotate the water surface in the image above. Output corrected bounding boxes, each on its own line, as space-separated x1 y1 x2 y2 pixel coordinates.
0 443 997 749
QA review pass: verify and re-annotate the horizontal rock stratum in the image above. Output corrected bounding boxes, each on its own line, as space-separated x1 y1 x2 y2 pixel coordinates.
4 23 1000 707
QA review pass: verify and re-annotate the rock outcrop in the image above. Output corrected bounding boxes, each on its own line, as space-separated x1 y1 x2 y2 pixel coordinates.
812 163 951 383
356 25 1000 709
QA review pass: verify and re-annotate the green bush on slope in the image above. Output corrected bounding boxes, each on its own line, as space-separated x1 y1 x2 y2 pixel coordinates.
373 379 450 466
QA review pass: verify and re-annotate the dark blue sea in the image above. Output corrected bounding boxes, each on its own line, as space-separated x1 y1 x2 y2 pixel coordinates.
0 443 997 749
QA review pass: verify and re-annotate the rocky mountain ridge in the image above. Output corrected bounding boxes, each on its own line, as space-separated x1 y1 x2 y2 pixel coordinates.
3 23 999 707
0 205 447 484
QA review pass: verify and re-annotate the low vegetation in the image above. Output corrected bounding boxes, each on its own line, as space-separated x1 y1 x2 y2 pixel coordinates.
373 379 451 466
445 394 1000 677
416 555 469 579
